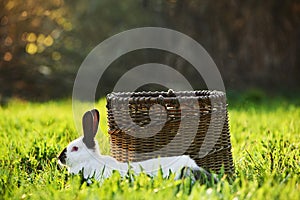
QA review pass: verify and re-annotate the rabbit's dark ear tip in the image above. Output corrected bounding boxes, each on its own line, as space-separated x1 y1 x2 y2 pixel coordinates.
84 110 92 115
83 111 92 119
91 108 99 113
91 109 100 120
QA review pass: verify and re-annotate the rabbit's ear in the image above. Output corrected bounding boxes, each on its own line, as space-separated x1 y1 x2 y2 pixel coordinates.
90 109 99 134
82 109 99 149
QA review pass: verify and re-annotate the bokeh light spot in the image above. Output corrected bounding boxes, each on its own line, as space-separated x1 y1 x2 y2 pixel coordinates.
38 65 52 76
44 10 51 16
44 35 54 46
1 16 9 25
21 11 28 18
37 44 45 53
51 29 61 39
3 52 13 61
52 51 61 61
37 34 45 44
5 1 15 10
4 36 13 46
26 43 38 55
26 33 37 42
63 22 73 31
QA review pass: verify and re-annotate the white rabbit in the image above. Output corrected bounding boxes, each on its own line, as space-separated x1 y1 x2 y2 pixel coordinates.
58 109 215 183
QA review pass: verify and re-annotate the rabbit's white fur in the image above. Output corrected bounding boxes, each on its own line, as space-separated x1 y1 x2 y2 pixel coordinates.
60 136 202 181
58 109 209 183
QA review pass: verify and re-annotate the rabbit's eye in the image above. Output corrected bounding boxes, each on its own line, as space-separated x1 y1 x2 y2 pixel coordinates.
71 146 79 152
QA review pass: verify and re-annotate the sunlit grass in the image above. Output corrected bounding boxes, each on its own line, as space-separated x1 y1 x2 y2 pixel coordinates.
0 96 299 199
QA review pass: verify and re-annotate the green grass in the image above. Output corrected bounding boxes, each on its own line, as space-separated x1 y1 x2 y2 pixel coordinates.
0 96 299 199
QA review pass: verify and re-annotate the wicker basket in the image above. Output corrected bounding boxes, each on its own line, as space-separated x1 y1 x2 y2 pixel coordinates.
106 90 234 174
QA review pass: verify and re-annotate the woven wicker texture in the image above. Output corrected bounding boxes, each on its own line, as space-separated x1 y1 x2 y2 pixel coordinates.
106 90 234 174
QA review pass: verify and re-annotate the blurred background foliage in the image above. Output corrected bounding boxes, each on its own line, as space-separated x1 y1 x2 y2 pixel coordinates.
0 0 299 101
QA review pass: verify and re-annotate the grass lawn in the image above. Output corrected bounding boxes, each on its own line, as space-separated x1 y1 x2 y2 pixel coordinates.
0 94 299 199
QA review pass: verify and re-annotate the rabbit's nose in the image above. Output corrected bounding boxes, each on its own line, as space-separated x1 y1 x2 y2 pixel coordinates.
58 148 67 165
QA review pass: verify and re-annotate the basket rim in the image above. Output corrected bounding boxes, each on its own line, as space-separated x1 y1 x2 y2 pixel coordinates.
107 90 225 100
